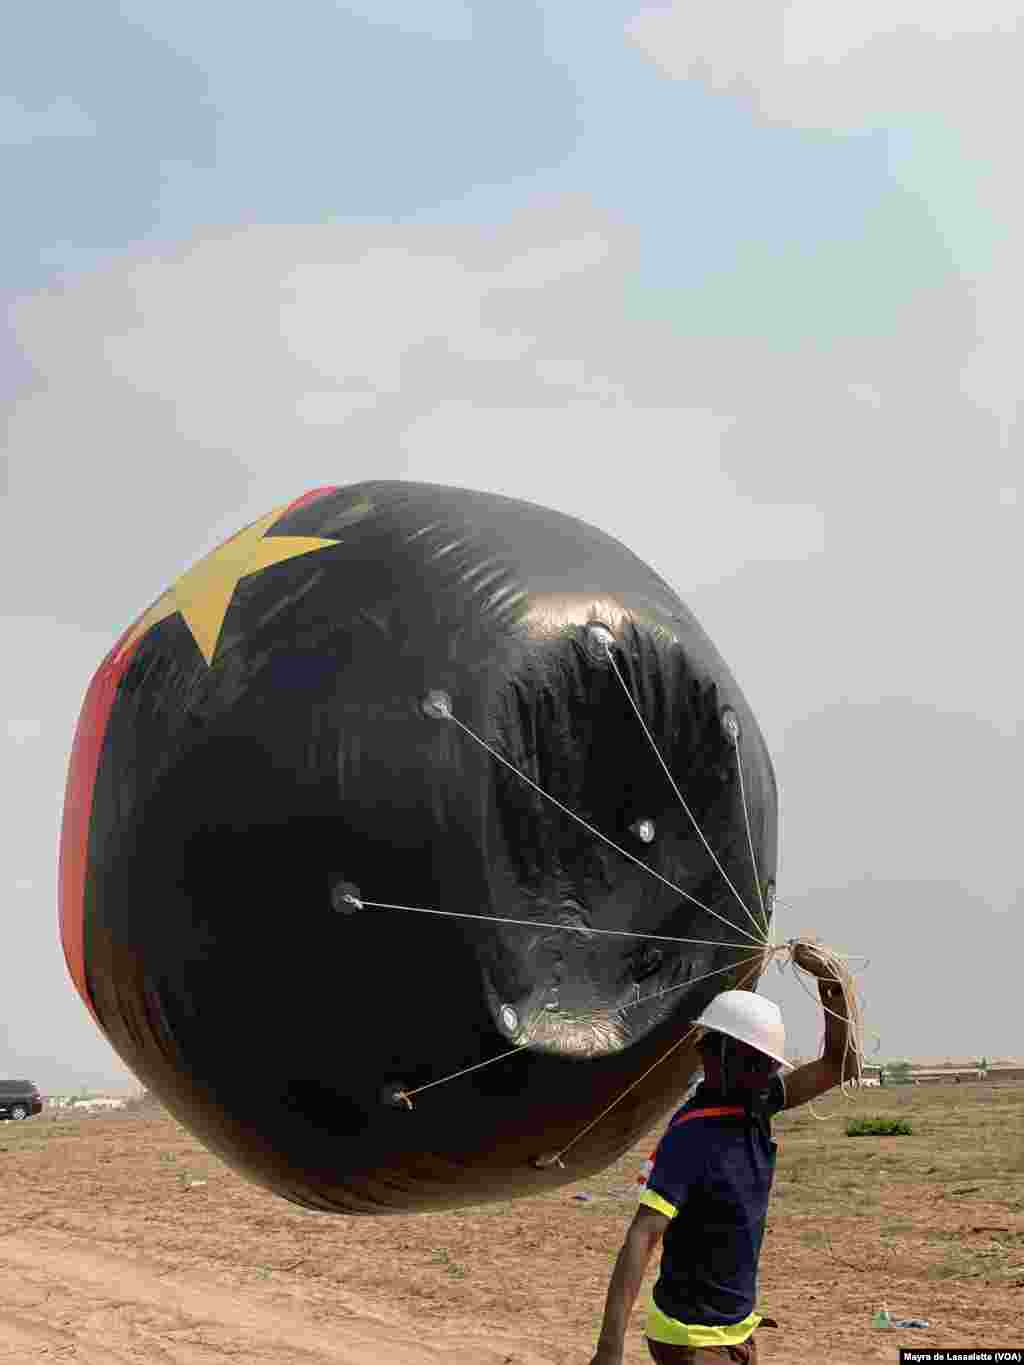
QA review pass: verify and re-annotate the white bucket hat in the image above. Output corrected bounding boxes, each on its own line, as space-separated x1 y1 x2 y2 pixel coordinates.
696 991 792 1069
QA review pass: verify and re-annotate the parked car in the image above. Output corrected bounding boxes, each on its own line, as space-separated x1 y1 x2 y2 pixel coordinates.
0 1079 43 1120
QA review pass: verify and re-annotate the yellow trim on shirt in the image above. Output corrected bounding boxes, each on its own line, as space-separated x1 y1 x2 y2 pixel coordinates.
638 1188 677 1219
646 1298 761 1347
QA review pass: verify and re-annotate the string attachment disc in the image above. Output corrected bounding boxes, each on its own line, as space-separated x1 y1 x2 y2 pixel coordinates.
630 817 656 844
584 623 616 660
331 881 363 914
381 1082 414 1111
499 1004 520 1034
421 689 453 720
532 1152 566 1170
720 707 741 743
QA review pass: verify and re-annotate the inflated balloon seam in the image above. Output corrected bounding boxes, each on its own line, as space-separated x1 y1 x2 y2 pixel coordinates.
343 635 864 1160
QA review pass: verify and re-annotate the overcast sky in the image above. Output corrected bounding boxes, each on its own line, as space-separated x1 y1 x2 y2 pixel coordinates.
2 2 1020 1093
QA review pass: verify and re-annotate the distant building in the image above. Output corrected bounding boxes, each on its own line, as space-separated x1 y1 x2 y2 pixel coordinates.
906 1068 985 1084
986 1066 1024 1082
42 1094 128 1111
856 1059 1024 1086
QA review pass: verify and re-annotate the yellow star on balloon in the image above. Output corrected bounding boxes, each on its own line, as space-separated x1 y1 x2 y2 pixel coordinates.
117 504 339 666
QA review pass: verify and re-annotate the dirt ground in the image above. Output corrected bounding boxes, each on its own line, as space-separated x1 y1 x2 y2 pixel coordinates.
2 1082 1022 1364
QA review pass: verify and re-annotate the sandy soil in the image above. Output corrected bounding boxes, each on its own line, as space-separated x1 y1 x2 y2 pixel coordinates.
1 1088 1022 1363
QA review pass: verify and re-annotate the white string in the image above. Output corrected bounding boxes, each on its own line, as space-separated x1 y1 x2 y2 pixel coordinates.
394 949 769 1109
538 951 768 1166
628 948 769 1012
536 937 867 1162
445 712 767 949
371 674 781 1113
533 1022 702 1169
727 728 770 938
349 897 763 953
399 1043 529 1101
787 953 865 1096
404 671 866 1150
379 925 865 1139
789 960 857 1029
773 901 871 969
602 647 768 943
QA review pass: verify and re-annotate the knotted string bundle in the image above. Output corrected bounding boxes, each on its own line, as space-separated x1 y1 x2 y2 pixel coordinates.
351 629 869 1160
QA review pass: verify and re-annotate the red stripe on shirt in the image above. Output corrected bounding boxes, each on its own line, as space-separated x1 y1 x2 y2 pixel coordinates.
669 1105 745 1128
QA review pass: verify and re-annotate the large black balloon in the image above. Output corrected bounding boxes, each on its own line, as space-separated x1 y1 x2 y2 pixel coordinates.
60 482 776 1213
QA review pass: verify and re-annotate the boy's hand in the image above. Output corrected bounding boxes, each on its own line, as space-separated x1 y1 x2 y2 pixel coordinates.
791 940 839 982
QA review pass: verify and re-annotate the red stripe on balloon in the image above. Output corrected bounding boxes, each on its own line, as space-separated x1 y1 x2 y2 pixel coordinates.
58 487 340 1021
281 486 340 518
58 628 140 1022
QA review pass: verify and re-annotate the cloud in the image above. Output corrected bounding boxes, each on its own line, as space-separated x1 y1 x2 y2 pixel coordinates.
7 718 42 744
401 399 824 582
626 3 1024 426
5 202 1015 736
5 206 824 638
776 700 1017 902
3 197 1020 1076
0 202 831 1085
0 95 98 146
625 2 1024 131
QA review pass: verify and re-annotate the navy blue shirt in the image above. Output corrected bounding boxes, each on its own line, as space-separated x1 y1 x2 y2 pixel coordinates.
640 1077 785 1327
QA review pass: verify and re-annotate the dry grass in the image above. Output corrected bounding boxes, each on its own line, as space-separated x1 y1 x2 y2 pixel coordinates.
773 1080 1024 1208
2 1079 1022 1362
